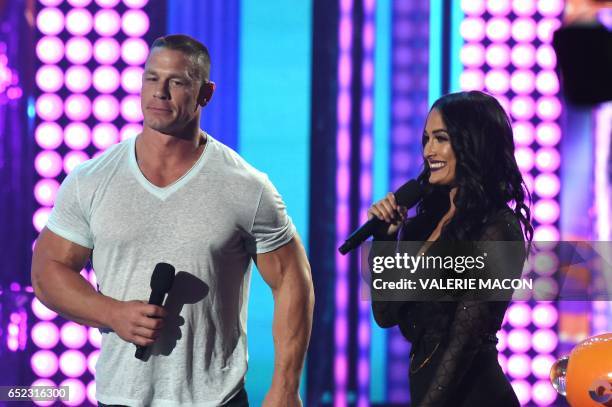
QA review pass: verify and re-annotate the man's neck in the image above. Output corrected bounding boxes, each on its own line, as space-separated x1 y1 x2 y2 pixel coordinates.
136 126 206 173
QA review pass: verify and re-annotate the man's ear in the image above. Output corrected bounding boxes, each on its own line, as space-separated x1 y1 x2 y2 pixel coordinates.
198 81 216 106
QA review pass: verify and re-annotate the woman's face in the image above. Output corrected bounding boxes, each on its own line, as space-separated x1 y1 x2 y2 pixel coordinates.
423 108 456 186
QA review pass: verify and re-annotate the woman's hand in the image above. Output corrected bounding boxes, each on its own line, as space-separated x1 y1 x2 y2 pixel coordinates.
367 192 408 238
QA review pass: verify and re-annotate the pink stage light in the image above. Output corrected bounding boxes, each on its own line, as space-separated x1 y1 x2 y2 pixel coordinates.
94 9 121 36
64 122 91 150
121 95 143 122
65 65 92 93
512 0 536 16
536 97 562 121
33 207 51 232
534 173 560 198
87 381 96 405
93 95 120 122
89 327 102 348
506 302 531 328
507 354 531 379
65 8 93 36
514 147 534 172
511 43 536 69
124 0 149 7
485 70 510 94
59 350 87 377
95 0 121 7
461 0 485 16
460 43 485 68
60 321 89 349
31 379 56 407
34 179 60 206
534 199 560 224
64 151 89 174
511 18 537 42
40 0 63 5
510 70 535 94
31 350 59 377
121 38 149 65
36 36 64 64
460 18 486 42
122 9 150 37
459 69 484 91
512 380 531 406
35 122 63 149
120 123 143 140
512 122 535 146
68 0 93 5
532 354 556 379
538 0 564 17
510 96 535 121
60 379 86 406
31 297 58 321
532 303 558 328
536 70 560 95
87 350 99 374
535 122 561 146
121 66 143 93
37 8 64 36
532 329 558 353
36 66 63 93
92 123 119 150
31 321 60 349
496 330 507 351
498 354 508 374
93 65 120 93
93 37 121 65
65 37 93 64
485 43 511 68
532 380 558 405
35 150 63 178
507 329 531 353
535 148 560 172
486 18 511 42
537 18 562 43
64 94 91 121
536 45 556 69
36 94 63 121
533 251 557 276
522 172 534 195
533 225 560 241
486 0 511 16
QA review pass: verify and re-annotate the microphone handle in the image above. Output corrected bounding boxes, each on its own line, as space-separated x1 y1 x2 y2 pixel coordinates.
338 217 385 255
134 289 166 360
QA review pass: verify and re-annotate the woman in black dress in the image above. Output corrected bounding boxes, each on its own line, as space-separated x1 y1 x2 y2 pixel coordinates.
368 90 532 407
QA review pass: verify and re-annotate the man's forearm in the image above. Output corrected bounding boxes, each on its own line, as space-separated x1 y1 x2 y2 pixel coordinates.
32 262 116 328
270 267 314 391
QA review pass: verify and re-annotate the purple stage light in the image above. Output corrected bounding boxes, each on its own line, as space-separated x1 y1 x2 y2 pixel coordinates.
506 302 531 328
486 17 512 42
87 350 99 374
31 297 58 321
532 328 558 353
93 94 120 122
35 150 63 178
123 0 149 6
64 122 91 150
535 122 561 146
122 9 150 37
120 94 143 122
59 350 87 377
532 380 558 405
33 207 51 232
31 379 56 407
485 70 510 94
511 18 537 42
40 0 63 5
87 381 96 405
36 36 64 64
461 0 485 16
37 8 64 36
36 65 63 93
460 43 485 68
511 380 531 405
536 45 556 69
534 173 560 199
65 66 91 93
535 148 561 172
512 0 537 16
485 43 511 68
487 0 511 15
531 354 556 380
460 17 486 42
94 9 121 36
65 37 93 64
121 38 148 65
120 123 142 141
92 123 119 150
498 353 508 373
93 37 121 65
535 70 560 95
121 66 143 93
68 0 93 5
95 0 120 7
64 94 91 121
459 69 484 91
31 321 60 349
496 330 507 351
510 70 535 94
511 43 536 69
538 0 564 17
35 122 63 149
507 329 532 353
65 8 93 36
60 322 89 349
513 122 535 146
537 18 562 43
514 147 535 172
60 378 87 406
533 199 560 224
93 65 120 93
533 225 560 242
36 94 63 121
34 179 60 207
31 350 59 377
63 151 89 174
88 327 102 348
507 354 531 379
510 96 535 121
536 96 562 121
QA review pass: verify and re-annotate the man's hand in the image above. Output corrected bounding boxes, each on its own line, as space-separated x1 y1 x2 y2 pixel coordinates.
262 388 302 407
108 300 167 347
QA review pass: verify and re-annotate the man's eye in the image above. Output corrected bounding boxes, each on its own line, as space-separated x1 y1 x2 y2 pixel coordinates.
145 77 157 82
171 80 184 86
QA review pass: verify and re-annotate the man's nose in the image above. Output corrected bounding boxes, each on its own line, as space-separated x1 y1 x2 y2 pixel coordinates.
153 83 170 99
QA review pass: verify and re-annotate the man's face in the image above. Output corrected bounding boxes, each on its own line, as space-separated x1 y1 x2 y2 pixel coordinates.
141 47 203 134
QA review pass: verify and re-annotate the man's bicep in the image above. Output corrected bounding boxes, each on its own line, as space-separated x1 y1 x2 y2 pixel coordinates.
253 235 310 291
33 227 92 273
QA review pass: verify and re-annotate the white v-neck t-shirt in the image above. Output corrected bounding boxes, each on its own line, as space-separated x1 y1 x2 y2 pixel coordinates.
46 134 296 406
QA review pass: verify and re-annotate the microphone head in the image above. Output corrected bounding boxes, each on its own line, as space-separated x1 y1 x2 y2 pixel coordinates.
394 179 423 208
151 262 176 293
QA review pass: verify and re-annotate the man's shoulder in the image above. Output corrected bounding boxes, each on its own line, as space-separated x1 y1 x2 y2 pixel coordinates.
69 138 130 183
206 135 269 185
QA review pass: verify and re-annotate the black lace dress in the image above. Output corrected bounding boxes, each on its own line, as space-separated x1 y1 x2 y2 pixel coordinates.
371 209 525 407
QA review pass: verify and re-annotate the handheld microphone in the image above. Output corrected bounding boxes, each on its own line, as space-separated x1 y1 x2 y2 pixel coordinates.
135 262 176 360
338 179 423 255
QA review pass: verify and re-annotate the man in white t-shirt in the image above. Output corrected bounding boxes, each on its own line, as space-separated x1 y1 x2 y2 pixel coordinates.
31 34 314 407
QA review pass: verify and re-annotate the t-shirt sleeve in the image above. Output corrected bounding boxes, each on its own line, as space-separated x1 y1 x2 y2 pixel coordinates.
46 170 94 249
247 176 296 254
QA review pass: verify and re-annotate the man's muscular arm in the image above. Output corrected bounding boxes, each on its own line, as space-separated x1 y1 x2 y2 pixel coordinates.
254 234 314 407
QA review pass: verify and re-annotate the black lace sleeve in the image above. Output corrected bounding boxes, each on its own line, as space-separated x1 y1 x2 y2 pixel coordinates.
418 213 526 407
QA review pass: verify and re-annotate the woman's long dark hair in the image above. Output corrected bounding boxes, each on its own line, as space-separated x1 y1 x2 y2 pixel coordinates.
416 91 533 242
